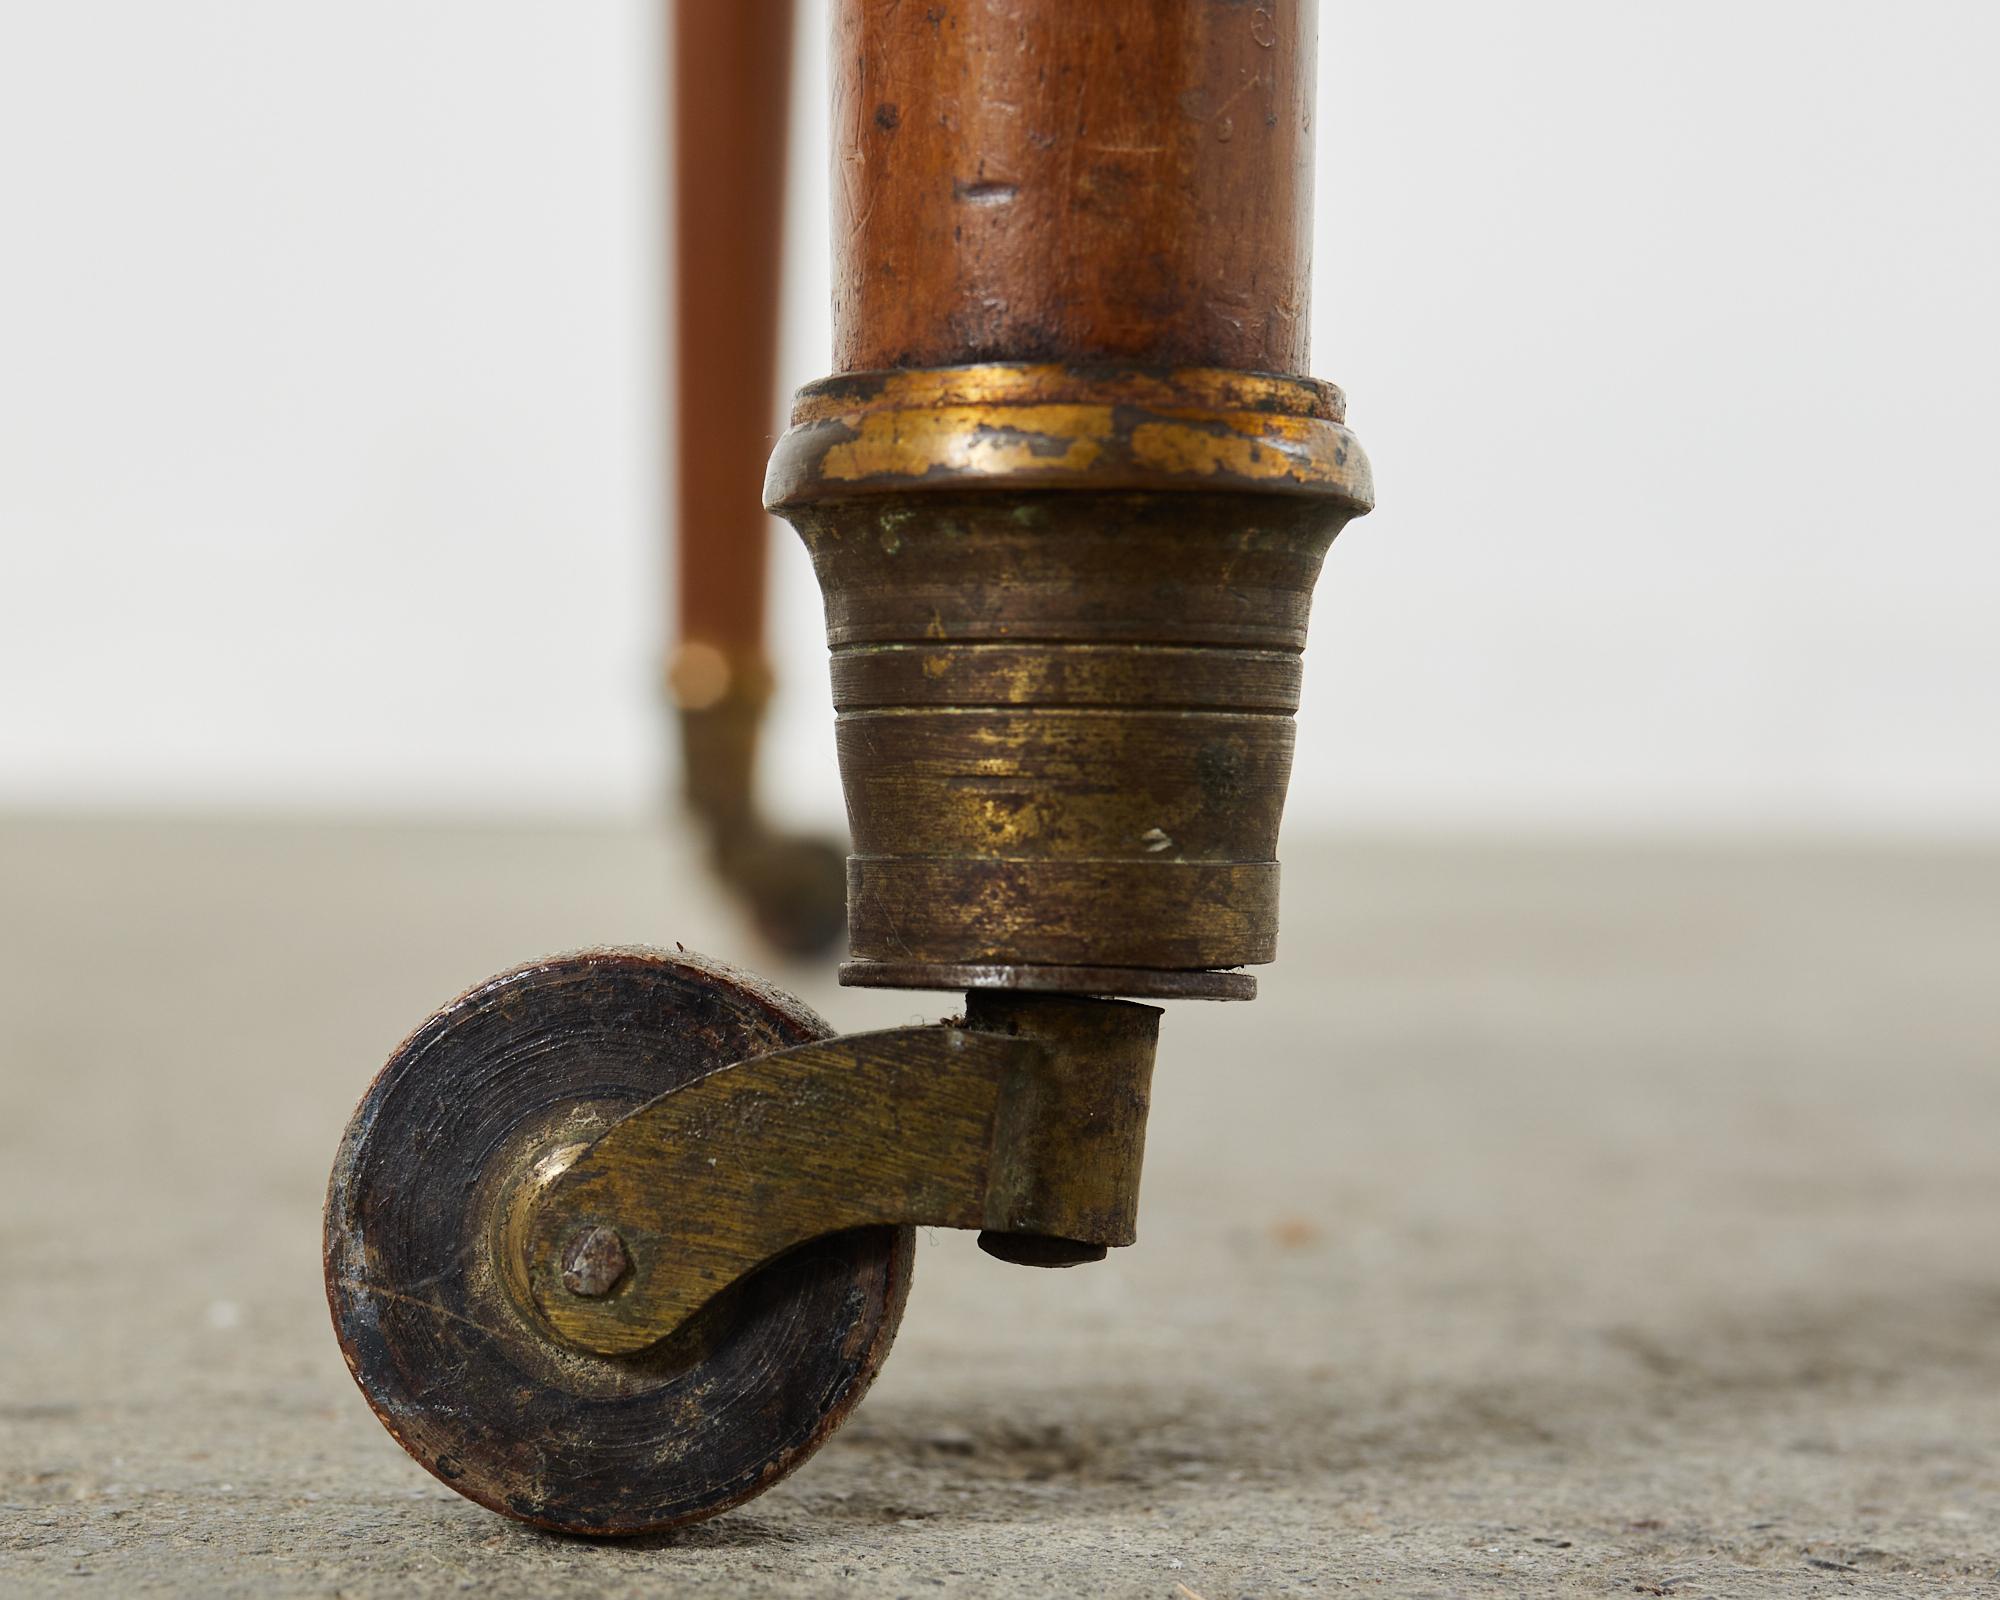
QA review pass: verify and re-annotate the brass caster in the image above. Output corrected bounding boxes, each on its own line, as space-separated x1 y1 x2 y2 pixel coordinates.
323 949 912 1535
326 946 1158 1534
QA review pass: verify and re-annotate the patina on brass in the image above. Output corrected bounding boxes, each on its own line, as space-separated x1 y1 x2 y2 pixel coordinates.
765 363 1373 999
526 990 1160 1357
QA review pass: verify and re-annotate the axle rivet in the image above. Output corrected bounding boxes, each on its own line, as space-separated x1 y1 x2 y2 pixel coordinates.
559 1225 630 1297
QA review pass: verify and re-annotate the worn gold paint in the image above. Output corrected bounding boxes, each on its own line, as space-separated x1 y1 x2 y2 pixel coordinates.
767 362 1372 510
1129 418 1322 483
819 404 1108 483
787 363 1345 426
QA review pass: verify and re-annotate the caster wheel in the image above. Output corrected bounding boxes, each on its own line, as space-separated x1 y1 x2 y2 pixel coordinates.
324 948 914 1535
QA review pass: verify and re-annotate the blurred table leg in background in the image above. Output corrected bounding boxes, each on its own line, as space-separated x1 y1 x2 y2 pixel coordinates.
667 0 846 955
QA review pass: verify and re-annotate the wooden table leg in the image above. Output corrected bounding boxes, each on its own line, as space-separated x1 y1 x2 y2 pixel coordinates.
668 0 845 955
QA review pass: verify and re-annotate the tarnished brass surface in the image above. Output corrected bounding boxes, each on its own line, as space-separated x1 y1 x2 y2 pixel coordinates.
967 991 1157 1257
838 959 1257 1002
831 643 1305 714
848 858 1279 968
839 709 1294 859
528 993 1161 1357
765 363 1372 995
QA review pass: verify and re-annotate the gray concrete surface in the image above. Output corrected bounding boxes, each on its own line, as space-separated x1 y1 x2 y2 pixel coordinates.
2 817 1997 1597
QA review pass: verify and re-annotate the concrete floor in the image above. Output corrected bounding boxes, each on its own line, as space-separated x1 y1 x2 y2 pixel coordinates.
1 817 1997 1598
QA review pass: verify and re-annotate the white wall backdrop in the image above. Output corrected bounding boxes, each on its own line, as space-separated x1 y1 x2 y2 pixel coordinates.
3 2 1996 833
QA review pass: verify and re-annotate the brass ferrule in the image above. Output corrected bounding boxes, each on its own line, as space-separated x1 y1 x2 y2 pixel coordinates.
765 363 1373 1000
